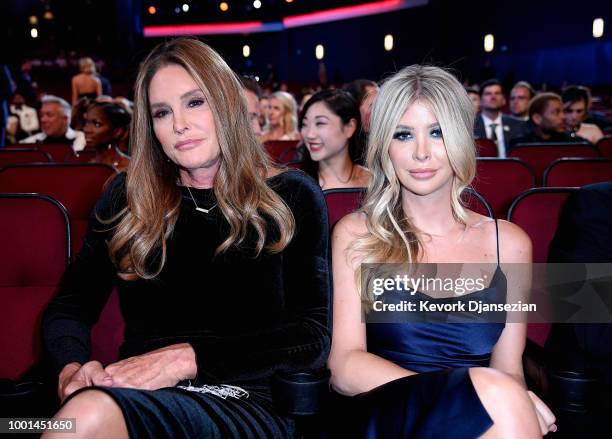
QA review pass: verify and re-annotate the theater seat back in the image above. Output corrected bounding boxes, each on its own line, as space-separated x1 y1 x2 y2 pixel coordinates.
0 149 52 166
544 158 612 187
323 188 366 229
0 163 117 255
0 194 71 380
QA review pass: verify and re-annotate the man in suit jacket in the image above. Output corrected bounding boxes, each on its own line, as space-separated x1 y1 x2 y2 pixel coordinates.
547 182 612 415
474 79 528 157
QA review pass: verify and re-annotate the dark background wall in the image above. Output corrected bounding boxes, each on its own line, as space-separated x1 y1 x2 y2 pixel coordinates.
1 0 610 89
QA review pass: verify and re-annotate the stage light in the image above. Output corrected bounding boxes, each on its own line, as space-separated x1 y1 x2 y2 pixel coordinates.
243 45 250 58
29 16 38 25
148 6 157 15
384 34 393 51
593 18 604 38
315 44 324 60
182 4 189 13
484 34 494 52
30 28 38 39
43 10 54 20
220 2 229 12
286 0 294 3
253 0 261 9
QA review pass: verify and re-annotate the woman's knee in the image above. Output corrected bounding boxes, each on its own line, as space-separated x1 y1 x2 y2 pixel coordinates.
45 389 126 438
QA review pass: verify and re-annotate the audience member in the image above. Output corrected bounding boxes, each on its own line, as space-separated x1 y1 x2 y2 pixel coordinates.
466 86 480 114
328 65 555 437
562 86 604 144
42 38 329 439
21 95 86 151
83 101 130 171
509 81 535 121
239 75 263 137
579 85 612 131
547 182 612 428
261 90 300 141
299 89 370 190
258 95 270 129
6 92 39 143
510 92 586 147
71 57 102 105
71 96 96 131
474 79 528 157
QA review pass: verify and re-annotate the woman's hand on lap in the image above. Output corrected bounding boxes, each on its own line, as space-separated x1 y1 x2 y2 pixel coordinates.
58 361 112 402
104 343 197 390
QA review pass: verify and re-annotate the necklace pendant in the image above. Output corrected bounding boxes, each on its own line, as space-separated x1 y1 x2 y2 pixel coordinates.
195 206 210 214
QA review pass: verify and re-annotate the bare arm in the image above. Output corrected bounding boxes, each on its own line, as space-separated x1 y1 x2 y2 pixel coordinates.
328 214 415 396
489 221 557 434
71 76 78 105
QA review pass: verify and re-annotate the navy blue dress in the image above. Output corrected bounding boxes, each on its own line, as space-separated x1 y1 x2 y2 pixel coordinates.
349 221 507 438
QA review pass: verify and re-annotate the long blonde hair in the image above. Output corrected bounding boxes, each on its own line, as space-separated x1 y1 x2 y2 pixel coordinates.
108 38 294 280
351 65 476 274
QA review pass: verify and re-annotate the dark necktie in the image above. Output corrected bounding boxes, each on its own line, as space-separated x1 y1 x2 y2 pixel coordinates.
489 123 498 143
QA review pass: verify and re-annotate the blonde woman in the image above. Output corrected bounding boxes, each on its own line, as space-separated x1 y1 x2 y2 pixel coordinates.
71 57 102 105
262 91 300 141
328 66 556 437
42 38 330 438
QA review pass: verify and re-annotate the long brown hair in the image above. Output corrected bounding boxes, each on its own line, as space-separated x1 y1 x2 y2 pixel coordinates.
107 38 294 280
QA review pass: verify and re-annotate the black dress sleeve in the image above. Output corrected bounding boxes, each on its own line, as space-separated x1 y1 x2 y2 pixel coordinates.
42 173 126 375
189 171 332 383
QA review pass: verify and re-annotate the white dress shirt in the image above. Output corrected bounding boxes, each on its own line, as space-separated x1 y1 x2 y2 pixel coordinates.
481 113 506 158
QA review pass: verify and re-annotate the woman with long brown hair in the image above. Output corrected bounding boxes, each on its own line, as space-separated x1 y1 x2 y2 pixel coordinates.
42 38 330 438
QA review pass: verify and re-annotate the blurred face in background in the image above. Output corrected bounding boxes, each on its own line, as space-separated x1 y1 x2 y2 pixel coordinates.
301 101 356 163
534 99 564 133
480 84 505 113
360 86 378 132
268 97 284 127
563 100 587 131
467 92 480 113
40 103 69 137
244 89 262 136
259 97 270 123
84 106 120 149
510 86 531 118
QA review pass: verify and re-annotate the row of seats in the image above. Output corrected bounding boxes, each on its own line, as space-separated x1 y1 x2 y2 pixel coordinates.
0 183 576 380
476 136 612 159
1 146 98 166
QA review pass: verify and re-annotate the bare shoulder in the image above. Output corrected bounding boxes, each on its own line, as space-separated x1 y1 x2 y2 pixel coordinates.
333 212 368 245
496 219 532 263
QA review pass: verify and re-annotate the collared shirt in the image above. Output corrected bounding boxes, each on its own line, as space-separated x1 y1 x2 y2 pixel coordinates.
20 127 86 151
481 113 506 158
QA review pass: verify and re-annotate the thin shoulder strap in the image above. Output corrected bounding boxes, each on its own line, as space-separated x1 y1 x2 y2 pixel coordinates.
494 219 500 266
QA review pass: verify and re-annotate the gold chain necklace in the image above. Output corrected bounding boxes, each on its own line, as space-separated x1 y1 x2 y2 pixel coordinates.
186 186 217 214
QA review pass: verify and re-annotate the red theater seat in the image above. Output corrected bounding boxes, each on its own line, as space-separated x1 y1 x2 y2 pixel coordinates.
473 158 536 218
507 187 578 263
264 140 300 163
543 158 612 187
462 188 494 218
64 149 97 163
0 194 71 380
597 135 612 157
475 138 498 157
0 149 52 166
6 143 75 162
509 142 599 184
323 187 366 229
508 188 578 347
0 163 117 255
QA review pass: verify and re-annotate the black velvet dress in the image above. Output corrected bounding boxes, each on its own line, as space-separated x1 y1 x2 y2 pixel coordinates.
42 170 331 438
